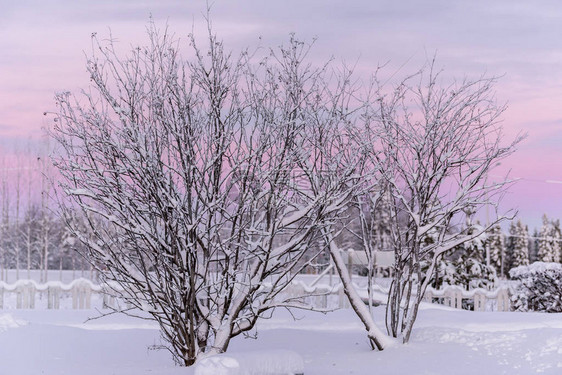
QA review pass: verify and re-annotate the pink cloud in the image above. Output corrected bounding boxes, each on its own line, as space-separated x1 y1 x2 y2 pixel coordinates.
2 0 562 230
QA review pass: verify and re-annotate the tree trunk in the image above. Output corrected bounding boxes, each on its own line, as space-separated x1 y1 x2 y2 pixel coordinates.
328 236 393 350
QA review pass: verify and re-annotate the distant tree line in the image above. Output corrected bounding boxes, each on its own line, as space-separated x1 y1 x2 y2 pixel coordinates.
0 138 90 282
0 203 91 281
336 204 562 288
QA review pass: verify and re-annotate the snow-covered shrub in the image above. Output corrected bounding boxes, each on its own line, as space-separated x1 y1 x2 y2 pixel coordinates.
509 262 562 312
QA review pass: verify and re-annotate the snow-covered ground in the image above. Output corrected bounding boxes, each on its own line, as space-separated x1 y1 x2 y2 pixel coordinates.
0 304 560 374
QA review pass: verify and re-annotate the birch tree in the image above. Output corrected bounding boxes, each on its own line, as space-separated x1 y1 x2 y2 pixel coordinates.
370 62 522 342
49 23 385 365
12 151 23 279
0 161 8 281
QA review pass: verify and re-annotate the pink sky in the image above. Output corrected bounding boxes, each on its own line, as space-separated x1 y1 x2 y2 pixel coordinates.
2 0 562 229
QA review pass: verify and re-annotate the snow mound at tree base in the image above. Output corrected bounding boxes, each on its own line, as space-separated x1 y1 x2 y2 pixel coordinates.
0 314 25 331
195 349 304 375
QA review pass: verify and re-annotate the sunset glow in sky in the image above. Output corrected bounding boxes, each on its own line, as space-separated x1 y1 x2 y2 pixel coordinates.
2 0 562 229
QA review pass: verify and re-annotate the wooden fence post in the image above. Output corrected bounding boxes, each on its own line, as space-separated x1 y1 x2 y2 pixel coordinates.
48 285 61 309
474 291 486 311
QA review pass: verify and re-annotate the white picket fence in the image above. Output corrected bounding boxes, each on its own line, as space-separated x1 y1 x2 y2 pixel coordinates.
0 278 512 312
422 285 511 312
281 281 512 312
0 279 104 310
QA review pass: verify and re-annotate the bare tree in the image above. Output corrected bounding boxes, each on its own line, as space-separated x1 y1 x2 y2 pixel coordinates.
49 23 374 365
25 141 37 278
369 62 523 342
289 64 394 350
0 157 9 281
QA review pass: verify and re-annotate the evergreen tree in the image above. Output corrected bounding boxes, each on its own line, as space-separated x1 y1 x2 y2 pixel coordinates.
531 228 539 263
554 220 562 262
509 219 529 269
423 223 496 290
506 221 516 270
453 223 495 289
537 214 560 263
487 224 506 276
463 223 485 264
